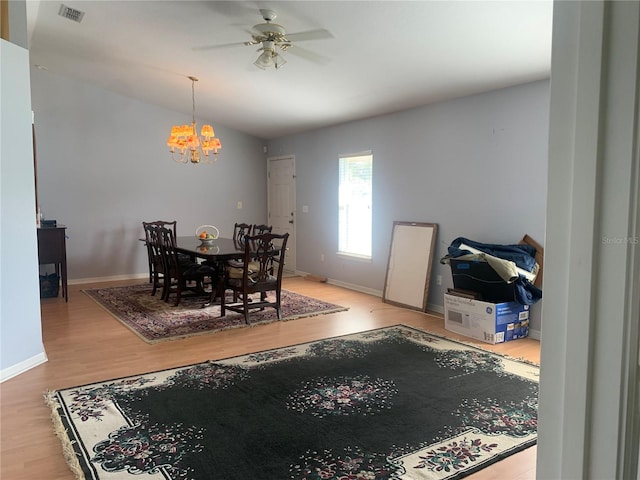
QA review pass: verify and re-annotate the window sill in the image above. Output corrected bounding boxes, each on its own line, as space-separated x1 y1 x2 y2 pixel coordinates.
336 252 372 263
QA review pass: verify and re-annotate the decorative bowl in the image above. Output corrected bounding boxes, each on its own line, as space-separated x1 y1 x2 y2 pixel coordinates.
195 224 220 245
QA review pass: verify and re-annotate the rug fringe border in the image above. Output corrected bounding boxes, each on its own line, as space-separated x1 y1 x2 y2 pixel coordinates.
399 323 541 367
281 306 349 323
160 306 349 344
44 390 87 480
99 306 350 345
143 306 350 344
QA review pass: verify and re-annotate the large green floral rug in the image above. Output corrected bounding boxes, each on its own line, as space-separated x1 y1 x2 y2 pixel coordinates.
83 283 348 343
47 325 538 480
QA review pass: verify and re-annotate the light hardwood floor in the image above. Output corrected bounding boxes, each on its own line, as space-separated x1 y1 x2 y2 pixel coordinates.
0 277 539 480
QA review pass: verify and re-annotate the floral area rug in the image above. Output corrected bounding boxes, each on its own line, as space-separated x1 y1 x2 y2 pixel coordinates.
83 283 348 343
47 325 538 480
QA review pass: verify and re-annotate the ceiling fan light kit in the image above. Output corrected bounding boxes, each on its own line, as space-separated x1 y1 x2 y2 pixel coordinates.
248 10 290 70
166 76 221 164
254 42 287 70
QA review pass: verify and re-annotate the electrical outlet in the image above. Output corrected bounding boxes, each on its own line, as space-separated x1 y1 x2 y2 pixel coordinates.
436 275 442 285
237 201 242 209
320 254 325 262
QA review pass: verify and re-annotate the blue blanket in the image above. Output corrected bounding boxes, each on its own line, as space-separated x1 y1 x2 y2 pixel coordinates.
446 237 542 305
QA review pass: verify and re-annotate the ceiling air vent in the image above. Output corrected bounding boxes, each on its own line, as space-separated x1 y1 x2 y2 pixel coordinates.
58 4 85 23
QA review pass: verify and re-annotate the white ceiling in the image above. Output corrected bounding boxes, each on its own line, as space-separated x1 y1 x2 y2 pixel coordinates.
26 1 553 140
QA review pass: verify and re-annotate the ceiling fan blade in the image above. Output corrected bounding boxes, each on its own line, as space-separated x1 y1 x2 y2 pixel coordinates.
192 41 246 51
193 29 257 51
285 29 333 42
287 45 331 65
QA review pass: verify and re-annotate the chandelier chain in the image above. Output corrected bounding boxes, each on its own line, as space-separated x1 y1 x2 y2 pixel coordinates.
191 78 196 124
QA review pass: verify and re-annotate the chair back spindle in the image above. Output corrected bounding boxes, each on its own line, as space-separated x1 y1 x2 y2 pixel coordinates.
252 224 273 235
233 223 253 248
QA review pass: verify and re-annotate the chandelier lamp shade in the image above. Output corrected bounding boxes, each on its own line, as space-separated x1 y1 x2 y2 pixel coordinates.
166 76 221 164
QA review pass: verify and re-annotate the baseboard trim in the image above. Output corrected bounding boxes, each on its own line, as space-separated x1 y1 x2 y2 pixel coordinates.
69 273 148 285
295 270 383 298
296 271 447 316
326 279 382 297
427 303 445 315
528 329 541 341
1 351 48 383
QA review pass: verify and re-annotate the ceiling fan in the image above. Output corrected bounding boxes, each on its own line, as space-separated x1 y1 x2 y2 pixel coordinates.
193 9 333 70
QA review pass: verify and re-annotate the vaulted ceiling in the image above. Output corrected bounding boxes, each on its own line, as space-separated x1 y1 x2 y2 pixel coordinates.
26 1 553 139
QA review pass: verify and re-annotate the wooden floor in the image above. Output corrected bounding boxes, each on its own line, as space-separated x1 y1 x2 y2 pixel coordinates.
0 276 539 480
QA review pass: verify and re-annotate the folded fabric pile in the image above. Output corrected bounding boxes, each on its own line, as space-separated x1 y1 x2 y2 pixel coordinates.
441 237 542 305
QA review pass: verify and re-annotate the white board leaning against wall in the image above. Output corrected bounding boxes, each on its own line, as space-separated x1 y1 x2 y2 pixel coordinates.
383 221 438 312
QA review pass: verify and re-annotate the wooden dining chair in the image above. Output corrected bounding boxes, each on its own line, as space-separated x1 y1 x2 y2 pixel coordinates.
220 232 289 324
143 221 180 296
142 220 178 287
232 222 253 247
156 225 217 306
226 223 253 300
252 224 273 235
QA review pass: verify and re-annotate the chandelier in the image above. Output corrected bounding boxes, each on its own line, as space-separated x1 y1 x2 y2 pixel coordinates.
166 76 221 164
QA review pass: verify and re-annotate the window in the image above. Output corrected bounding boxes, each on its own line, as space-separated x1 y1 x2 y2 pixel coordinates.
338 151 373 259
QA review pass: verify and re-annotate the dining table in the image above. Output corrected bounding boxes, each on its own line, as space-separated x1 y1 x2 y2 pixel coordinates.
174 236 246 262
173 236 249 306
141 235 282 307
139 236 245 305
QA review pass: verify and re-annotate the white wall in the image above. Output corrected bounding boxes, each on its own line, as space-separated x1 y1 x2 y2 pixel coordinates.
29 68 268 282
268 80 549 331
0 39 46 380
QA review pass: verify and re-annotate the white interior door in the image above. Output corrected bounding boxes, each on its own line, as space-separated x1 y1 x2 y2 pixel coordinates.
267 155 296 272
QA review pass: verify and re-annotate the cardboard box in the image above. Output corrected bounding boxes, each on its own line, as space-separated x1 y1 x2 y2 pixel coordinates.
444 293 529 344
